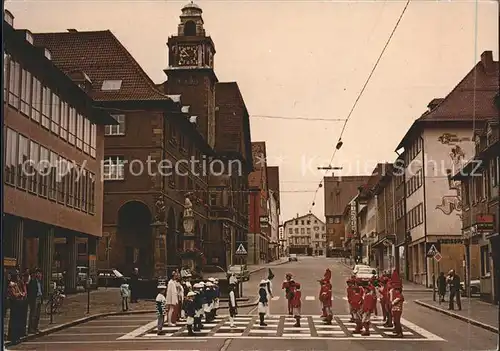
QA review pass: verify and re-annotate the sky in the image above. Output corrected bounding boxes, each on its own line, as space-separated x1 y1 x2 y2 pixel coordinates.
6 0 498 223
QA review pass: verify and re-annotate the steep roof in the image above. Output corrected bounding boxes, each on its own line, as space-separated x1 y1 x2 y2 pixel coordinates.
214 82 253 166
283 213 325 226
33 30 175 102
397 51 498 149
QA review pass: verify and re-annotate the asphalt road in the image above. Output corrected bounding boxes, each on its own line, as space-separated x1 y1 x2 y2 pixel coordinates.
9 257 498 350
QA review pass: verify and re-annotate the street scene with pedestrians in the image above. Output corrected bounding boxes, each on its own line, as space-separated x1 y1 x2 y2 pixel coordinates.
2 0 499 350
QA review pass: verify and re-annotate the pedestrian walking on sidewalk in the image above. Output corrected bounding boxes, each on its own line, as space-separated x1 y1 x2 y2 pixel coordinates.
119 278 130 312
155 284 167 335
18 270 30 337
437 272 447 303
447 270 462 311
27 268 43 334
257 280 269 326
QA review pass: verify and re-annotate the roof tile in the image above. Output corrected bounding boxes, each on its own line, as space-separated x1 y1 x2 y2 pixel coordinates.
33 30 172 102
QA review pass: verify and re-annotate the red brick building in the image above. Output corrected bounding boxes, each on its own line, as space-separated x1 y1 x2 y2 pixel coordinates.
206 82 253 268
248 142 270 264
34 16 214 279
3 11 115 293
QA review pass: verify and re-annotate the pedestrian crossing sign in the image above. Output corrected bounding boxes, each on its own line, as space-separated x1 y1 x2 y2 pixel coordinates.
235 244 247 255
427 244 439 257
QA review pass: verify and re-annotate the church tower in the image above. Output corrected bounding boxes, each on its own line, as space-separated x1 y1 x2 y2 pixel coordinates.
165 1 217 148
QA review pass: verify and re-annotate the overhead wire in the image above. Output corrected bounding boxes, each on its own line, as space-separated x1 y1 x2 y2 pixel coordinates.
308 0 412 213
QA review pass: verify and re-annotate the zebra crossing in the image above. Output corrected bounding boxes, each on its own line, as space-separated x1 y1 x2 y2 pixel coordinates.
118 314 444 341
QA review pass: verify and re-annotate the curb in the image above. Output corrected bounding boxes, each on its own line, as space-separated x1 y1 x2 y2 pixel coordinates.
5 309 155 347
249 259 290 275
6 300 261 346
414 300 498 333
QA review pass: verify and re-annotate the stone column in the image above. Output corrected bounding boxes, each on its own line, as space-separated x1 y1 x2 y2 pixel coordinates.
65 235 77 293
39 227 54 298
152 223 167 279
11 217 24 267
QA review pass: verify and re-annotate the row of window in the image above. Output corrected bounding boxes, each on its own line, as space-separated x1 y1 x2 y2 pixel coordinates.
406 169 423 197
289 237 311 245
405 137 423 165
406 203 424 231
326 217 341 224
4 128 96 214
4 55 97 158
395 199 404 220
462 157 500 207
294 219 320 225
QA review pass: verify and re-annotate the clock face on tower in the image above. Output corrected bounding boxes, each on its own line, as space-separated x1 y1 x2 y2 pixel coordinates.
178 45 198 66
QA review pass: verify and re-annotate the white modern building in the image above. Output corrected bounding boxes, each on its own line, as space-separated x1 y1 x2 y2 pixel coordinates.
283 213 326 256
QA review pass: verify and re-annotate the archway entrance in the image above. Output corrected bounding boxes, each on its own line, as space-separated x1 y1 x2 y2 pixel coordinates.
117 201 152 277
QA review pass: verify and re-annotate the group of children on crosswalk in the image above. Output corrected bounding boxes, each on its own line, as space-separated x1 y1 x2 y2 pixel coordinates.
155 275 225 336
347 269 405 337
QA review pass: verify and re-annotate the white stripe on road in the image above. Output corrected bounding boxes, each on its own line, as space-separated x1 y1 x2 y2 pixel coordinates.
401 317 444 341
117 320 157 340
271 296 280 301
50 333 125 336
72 325 141 329
305 296 315 301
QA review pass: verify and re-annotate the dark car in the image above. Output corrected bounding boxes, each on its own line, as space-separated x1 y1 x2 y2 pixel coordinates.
97 268 126 287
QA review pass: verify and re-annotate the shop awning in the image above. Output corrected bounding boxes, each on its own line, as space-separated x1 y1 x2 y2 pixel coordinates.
371 235 396 248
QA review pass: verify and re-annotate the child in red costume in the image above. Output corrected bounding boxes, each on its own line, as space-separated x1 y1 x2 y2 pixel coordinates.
346 277 356 322
389 270 404 338
360 284 377 336
378 277 388 322
319 269 333 324
350 282 364 334
282 273 294 315
290 283 302 327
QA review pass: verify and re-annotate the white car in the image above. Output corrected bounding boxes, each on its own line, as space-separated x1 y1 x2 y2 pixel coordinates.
352 264 370 274
355 267 376 281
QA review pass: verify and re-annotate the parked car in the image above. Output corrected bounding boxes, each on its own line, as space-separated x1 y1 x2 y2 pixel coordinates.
288 254 298 262
460 279 481 295
97 268 125 287
227 265 250 282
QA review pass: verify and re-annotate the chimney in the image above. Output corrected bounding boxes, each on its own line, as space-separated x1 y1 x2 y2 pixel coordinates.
4 9 14 26
480 51 494 73
67 29 78 33
427 98 443 111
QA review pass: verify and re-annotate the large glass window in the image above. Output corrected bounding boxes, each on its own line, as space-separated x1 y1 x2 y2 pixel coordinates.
83 117 90 154
105 115 125 135
28 141 39 193
17 134 29 190
41 86 51 129
8 60 20 108
38 146 49 197
90 123 96 158
48 151 57 200
5 128 17 185
20 69 32 116
60 101 68 140
31 77 42 123
51 93 60 134
76 113 83 149
103 156 125 180
68 106 76 145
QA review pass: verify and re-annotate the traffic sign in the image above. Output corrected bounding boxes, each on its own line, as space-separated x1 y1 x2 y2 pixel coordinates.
433 252 442 262
426 244 440 257
235 243 247 255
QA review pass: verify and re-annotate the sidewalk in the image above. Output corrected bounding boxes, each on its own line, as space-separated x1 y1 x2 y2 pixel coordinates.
247 257 290 275
415 297 499 333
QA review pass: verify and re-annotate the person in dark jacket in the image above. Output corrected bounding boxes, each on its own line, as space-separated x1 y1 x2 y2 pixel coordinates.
130 268 139 303
7 272 24 344
437 272 447 303
257 280 268 326
183 291 196 336
27 268 43 334
192 282 205 331
447 270 461 310
19 270 30 337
